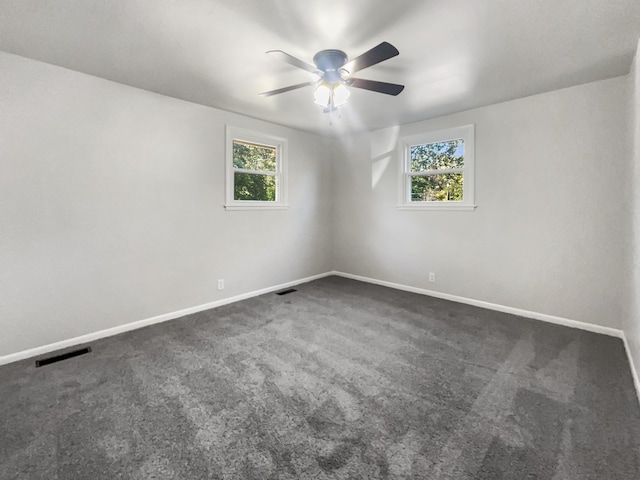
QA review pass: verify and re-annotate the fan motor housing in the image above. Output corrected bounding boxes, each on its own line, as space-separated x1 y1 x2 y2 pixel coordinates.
313 49 348 82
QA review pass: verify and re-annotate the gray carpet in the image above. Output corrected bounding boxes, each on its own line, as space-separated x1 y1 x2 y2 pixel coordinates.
1 276 640 479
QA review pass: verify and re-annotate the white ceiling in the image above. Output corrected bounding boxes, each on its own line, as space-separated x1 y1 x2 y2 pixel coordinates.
1 0 639 137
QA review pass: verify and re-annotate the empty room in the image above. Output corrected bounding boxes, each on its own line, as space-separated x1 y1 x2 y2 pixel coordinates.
2 0 640 478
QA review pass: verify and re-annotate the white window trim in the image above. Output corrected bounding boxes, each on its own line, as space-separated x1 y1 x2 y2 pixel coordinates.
397 124 476 210
225 126 288 210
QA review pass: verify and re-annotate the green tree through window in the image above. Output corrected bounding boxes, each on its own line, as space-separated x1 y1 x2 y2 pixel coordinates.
410 140 464 202
233 141 277 201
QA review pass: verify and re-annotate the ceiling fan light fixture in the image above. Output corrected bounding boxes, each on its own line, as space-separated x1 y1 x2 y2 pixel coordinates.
313 83 332 106
314 82 350 109
332 83 350 107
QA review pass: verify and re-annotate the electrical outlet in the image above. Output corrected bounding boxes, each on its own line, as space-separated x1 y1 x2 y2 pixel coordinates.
218 279 224 290
429 272 436 283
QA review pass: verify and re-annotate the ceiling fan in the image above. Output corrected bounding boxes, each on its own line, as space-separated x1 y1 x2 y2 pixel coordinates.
259 42 404 112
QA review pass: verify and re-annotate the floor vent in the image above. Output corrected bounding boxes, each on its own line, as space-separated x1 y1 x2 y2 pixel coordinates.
276 288 297 296
35 347 92 367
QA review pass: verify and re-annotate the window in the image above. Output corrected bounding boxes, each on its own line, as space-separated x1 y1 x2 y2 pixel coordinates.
225 126 288 210
398 124 475 210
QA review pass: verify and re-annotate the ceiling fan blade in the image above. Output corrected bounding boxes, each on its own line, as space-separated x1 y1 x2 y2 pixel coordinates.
348 78 405 96
259 81 316 97
342 42 400 75
266 50 319 74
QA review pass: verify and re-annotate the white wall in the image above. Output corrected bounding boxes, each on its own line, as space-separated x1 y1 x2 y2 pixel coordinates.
333 76 630 329
0 52 332 358
625 41 640 383
1 48 635 360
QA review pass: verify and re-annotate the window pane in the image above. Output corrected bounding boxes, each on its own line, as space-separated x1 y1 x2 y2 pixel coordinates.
234 173 276 201
411 173 463 202
410 139 464 172
233 141 276 171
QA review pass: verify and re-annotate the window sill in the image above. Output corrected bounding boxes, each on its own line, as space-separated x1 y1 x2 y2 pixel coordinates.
224 204 289 211
397 204 477 211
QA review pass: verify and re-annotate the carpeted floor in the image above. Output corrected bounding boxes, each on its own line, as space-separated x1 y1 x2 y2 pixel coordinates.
1 276 640 479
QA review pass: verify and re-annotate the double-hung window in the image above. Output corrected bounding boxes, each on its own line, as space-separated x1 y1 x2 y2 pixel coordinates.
225 126 288 210
398 124 475 210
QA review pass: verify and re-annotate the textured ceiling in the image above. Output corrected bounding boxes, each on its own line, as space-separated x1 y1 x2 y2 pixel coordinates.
1 0 639 136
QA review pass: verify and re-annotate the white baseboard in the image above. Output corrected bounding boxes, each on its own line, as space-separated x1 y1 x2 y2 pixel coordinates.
0 271 334 367
331 271 624 338
0 270 628 366
622 333 640 406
